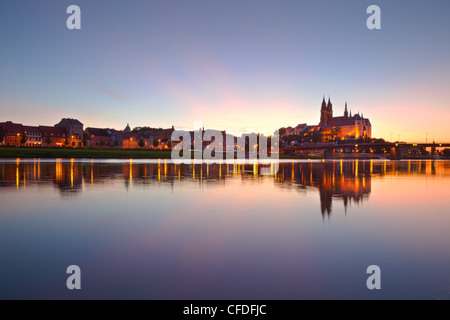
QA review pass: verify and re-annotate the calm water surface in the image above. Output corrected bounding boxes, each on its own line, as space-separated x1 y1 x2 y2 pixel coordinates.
0 159 449 299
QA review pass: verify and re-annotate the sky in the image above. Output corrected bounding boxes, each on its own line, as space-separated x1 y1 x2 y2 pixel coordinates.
0 0 449 142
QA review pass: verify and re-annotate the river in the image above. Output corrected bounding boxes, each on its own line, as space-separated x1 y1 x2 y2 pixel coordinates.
0 159 449 299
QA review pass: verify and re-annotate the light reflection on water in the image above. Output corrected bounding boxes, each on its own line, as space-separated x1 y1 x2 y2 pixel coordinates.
0 159 449 299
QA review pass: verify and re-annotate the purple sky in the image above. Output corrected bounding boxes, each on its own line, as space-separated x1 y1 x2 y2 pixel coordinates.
1 0 450 142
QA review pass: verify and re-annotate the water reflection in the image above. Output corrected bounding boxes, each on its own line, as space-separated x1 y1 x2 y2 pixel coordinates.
275 160 372 219
1 158 449 299
1 159 449 216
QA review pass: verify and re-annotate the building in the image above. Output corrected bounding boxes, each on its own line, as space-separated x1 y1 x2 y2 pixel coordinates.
159 126 175 142
22 125 42 147
317 97 371 140
284 126 295 136
143 131 161 149
282 97 372 141
39 126 68 147
55 118 84 148
156 126 175 149
1 121 23 146
85 127 113 148
119 132 141 149
294 123 307 135
130 125 176 149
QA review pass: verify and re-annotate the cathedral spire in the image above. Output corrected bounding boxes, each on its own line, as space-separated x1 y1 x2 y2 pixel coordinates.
344 102 348 118
321 96 326 110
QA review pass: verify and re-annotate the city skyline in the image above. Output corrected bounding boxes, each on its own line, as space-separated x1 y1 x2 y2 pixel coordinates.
1 1 450 142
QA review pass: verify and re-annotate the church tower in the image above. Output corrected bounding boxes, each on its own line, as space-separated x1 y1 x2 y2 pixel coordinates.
320 96 327 125
327 97 333 119
344 102 349 118
320 96 334 125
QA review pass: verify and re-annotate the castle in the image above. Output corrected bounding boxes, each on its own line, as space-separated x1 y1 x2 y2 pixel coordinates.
317 97 371 139
284 97 372 140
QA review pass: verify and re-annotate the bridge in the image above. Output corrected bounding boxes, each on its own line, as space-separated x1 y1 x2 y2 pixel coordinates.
280 142 450 160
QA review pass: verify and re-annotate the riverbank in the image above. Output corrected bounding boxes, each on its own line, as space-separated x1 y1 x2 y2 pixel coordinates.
0 147 321 160
0 147 173 159
1 147 442 160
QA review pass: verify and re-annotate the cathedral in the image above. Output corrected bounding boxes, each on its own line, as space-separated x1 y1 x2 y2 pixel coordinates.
314 97 371 140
